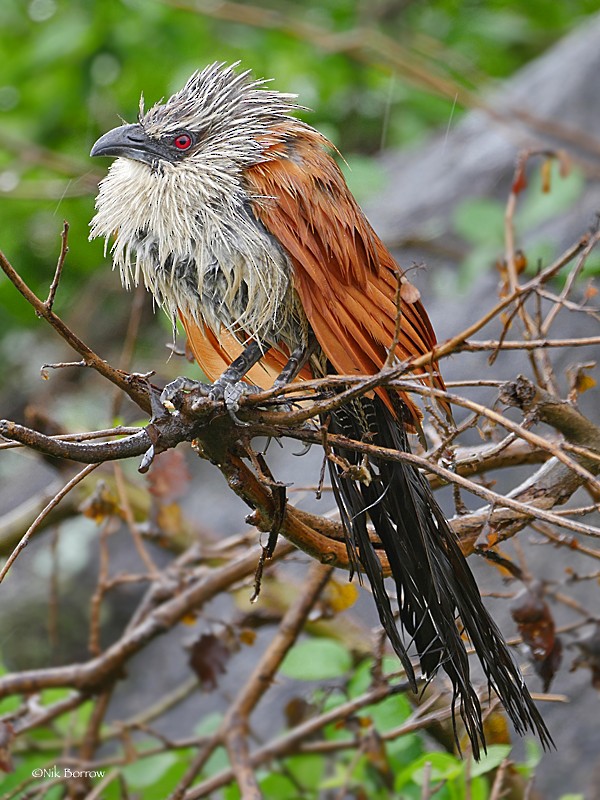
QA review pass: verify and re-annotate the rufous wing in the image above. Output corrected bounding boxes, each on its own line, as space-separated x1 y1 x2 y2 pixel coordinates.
246 124 446 425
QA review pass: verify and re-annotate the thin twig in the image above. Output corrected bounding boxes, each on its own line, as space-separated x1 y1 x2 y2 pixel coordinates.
0 463 100 584
45 220 70 311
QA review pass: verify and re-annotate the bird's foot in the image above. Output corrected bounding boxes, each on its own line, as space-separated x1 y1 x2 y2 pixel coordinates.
160 376 260 425
160 377 211 411
211 379 262 426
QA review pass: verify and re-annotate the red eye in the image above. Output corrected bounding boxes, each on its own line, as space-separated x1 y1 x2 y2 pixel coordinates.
174 133 192 150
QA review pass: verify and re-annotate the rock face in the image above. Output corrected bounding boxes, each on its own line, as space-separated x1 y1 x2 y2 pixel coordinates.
365 15 600 798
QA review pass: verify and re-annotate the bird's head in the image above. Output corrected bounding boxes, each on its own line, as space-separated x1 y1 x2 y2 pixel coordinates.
90 62 300 172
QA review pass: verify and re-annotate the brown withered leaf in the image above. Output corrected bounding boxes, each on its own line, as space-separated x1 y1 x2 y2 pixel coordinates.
566 361 597 402
483 711 511 747
576 374 597 393
511 159 528 194
156 501 184 537
570 625 600 690
511 586 562 691
188 632 234 690
284 697 316 729
399 278 420 304
238 628 257 646
79 481 121 524
147 449 191 502
496 250 528 302
584 280 598 301
322 579 359 616
541 157 553 193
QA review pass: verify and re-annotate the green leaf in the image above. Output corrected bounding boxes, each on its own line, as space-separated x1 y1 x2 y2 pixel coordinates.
259 771 299 798
40 687 71 705
453 198 505 246
223 784 242 800
136 749 195 800
122 752 178 788
365 692 412 732
280 638 352 680
346 656 373 698
285 753 325 789
519 738 543 774
397 752 463 789
201 746 230 778
517 163 585 231
470 744 512 777
469 775 490 800
458 245 503 288
194 711 223 737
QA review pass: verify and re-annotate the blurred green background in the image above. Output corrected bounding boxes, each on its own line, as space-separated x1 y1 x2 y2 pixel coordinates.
1 0 599 414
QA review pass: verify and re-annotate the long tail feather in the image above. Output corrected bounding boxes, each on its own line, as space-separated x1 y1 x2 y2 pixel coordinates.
329 396 553 758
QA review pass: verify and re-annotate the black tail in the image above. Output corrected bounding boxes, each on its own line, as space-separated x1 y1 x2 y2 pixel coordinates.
328 395 552 758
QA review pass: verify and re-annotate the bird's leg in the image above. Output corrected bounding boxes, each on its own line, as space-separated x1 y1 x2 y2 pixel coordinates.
272 332 318 389
266 334 319 422
161 340 267 423
211 339 266 394
208 340 269 424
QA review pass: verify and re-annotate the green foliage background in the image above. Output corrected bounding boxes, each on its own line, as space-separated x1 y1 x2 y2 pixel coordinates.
1 0 599 340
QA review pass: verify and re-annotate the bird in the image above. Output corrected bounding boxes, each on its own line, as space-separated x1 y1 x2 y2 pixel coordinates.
89 62 552 758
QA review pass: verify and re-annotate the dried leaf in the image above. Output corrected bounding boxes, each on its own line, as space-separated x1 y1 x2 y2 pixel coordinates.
156 502 184 536
512 161 528 194
323 579 359 614
541 158 553 193
188 633 233 690
284 697 315 728
79 481 121 524
399 279 420 304
514 249 528 275
482 711 511 746
147 449 191 502
496 251 527 301
566 361 597 400
584 280 597 301
238 628 257 646
511 587 562 691
574 374 596 394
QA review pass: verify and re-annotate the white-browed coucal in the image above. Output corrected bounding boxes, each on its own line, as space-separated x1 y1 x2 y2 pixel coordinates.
90 62 551 757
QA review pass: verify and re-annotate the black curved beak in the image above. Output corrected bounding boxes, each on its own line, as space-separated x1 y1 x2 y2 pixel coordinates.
90 123 170 165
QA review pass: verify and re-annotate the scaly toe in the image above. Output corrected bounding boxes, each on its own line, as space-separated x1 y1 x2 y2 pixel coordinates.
160 377 209 410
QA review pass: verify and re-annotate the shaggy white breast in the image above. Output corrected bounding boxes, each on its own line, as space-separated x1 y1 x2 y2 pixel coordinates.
90 157 292 344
